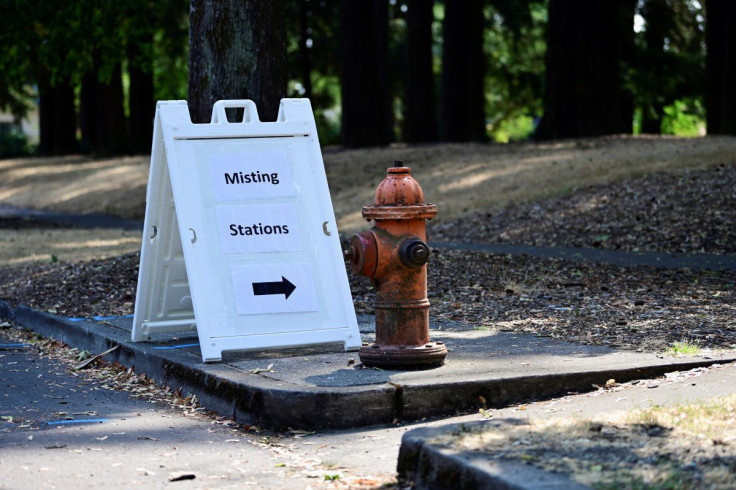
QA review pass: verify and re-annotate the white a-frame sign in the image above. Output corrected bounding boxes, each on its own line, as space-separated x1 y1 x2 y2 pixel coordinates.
132 99 361 362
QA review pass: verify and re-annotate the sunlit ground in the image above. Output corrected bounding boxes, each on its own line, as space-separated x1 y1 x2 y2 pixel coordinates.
0 228 141 266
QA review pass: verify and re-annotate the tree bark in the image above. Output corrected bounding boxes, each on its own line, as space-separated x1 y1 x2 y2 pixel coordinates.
706 0 736 135
127 33 155 154
298 0 313 100
38 72 77 156
79 72 97 154
439 0 486 142
188 0 287 124
95 63 129 156
340 0 392 147
536 0 635 139
404 0 437 143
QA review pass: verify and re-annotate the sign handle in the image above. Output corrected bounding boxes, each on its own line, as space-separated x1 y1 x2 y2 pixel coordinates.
211 100 260 124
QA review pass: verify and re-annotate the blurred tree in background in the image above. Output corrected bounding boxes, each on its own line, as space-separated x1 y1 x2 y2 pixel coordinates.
706 0 736 135
439 0 486 141
0 0 732 157
631 0 704 135
535 0 635 139
339 0 392 147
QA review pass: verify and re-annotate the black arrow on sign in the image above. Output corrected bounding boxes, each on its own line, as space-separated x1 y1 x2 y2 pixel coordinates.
252 276 296 300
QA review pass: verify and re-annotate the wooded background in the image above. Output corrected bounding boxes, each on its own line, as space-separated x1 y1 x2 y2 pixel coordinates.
1 0 734 157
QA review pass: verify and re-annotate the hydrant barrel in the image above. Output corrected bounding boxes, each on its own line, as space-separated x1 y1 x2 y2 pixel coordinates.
349 164 446 369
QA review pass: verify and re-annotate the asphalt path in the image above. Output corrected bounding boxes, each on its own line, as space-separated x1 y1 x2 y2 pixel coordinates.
0 332 397 490
4 325 735 489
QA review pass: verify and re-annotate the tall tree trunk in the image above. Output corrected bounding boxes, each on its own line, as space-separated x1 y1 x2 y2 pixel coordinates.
128 41 155 154
188 0 287 124
722 2 736 134
38 71 77 156
706 0 736 135
639 0 668 134
80 72 97 154
641 102 665 134
439 0 486 142
298 0 313 100
404 0 437 143
536 0 634 139
94 63 129 156
340 0 391 147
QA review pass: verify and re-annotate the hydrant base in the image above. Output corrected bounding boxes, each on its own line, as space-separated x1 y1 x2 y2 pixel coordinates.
359 342 447 369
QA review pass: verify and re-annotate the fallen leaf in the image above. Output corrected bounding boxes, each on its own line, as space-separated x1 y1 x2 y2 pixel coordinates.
44 443 67 449
250 363 274 374
168 471 196 482
74 345 119 370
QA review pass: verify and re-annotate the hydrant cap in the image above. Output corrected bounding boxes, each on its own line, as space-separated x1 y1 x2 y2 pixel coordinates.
374 166 424 206
363 164 437 221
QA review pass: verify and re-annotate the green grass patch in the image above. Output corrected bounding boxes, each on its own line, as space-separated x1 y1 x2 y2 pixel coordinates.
666 341 700 356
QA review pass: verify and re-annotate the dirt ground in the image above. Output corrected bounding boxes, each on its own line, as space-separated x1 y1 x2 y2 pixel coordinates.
1 135 736 488
1 134 734 353
1 135 734 265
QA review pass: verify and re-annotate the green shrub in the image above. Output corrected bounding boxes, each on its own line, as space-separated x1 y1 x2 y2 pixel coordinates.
0 126 34 157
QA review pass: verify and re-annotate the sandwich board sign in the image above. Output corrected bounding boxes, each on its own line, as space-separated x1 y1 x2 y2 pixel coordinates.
132 99 361 362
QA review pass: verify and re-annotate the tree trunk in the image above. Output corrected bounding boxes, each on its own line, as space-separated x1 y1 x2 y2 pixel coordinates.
298 0 313 100
639 0 668 134
706 0 736 135
536 0 635 139
439 0 486 142
128 42 155 155
188 0 287 124
38 71 77 156
641 102 665 134
403 0 437 143
94 63 129 156
339 0 392 148
80 72 97 154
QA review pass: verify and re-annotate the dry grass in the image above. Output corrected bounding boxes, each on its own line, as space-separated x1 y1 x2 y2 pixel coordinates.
323 135 736 234
449 391 736 488
2 136 735 238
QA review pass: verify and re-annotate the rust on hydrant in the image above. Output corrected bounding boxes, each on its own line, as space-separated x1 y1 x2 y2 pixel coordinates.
345 162 446 369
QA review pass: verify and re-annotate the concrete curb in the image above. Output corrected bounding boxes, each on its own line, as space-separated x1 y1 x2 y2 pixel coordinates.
2 300 734 431
1 302 396 430
397 421 590 489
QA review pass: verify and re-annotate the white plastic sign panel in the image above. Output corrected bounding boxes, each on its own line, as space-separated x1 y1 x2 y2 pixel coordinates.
132 99 360 362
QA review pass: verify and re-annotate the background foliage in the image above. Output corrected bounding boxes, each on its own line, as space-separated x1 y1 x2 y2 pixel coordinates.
0 0 723 156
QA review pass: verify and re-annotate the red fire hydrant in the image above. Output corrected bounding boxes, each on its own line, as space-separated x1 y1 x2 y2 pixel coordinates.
345 164 447 369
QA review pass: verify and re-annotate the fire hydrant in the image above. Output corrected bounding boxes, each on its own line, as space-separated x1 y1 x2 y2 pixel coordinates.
345 163 447 369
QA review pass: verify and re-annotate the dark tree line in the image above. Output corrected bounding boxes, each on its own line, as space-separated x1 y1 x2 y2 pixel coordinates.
1 0 735 157
535 0 635 139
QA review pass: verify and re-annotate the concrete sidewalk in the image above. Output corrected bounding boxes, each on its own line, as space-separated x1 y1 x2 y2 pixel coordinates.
2 300 733 432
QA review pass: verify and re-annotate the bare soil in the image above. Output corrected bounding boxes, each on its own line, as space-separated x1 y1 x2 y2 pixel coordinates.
1 135 734 352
